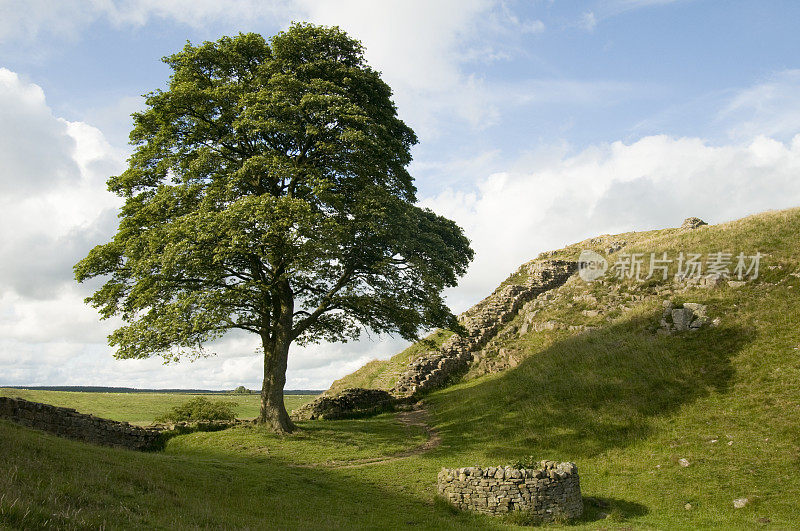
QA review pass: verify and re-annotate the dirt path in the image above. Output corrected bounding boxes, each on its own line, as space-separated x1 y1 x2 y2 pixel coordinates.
295 404 441 469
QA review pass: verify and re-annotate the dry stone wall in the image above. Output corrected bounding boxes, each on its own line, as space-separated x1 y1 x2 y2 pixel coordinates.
297 260 577 418
0 396 162 451
392 260 576 397
292 388 394 420
437 461 582 521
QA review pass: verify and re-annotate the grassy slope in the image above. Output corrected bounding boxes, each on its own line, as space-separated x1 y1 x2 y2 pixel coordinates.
424 207 800 527
0 418 486 530
2 207 800 528
0 389 315 425
327 329 453 394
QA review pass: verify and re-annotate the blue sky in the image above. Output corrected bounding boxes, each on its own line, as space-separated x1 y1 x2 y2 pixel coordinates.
3 0 800 390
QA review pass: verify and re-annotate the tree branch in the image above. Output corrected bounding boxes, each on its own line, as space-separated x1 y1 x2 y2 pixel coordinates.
291 266 354 339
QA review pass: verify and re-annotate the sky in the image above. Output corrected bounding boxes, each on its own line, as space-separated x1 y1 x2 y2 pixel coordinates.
2 0 800 391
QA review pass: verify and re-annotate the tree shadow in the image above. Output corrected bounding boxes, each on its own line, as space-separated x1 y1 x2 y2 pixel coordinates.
428 313 751 462
0 418 493 530
578 496 650 524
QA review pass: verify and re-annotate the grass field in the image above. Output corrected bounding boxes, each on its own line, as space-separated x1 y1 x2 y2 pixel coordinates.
0 389 315 425
3 207 800 528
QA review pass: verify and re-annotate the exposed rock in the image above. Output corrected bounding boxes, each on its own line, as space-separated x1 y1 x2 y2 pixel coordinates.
605 240 626 254
681 217 707 230
391 260 577 397
683 302 707 317
292 388 395 420
676 274 726 289
678 458 691 467
733 497 749 509
659 302 709 334
530 320 562 332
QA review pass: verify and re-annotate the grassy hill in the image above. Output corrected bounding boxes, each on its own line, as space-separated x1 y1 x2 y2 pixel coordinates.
326 329 453 395
2 207 800 528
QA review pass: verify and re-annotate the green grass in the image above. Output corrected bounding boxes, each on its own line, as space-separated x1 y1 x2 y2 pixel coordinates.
0 389 314 425
0 418 488 530
3 206 800 528
165 413 429 465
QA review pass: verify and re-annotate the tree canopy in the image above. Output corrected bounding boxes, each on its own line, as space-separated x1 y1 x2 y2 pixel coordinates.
75 23 474 432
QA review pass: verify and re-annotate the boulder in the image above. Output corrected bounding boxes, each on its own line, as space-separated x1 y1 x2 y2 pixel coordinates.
659 302 708 333
681 217 707 230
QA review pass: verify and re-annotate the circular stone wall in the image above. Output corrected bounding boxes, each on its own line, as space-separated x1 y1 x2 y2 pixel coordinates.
437 461 582 521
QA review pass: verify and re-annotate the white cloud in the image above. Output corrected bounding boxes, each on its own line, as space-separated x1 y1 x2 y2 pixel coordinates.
0 0 298 42
720 70 800 141
3 4 800 392
0 69 124 299
0 69 79 196
0 1 504 140
296 0 500 138
580 11 597 31
424 134 800 313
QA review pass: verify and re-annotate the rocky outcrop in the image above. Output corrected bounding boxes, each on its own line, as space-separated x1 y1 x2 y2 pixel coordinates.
437 461 582 520
681 217 707 230
658 301 711 334
391 260 577 397
292 388 395 420
0 396 162 451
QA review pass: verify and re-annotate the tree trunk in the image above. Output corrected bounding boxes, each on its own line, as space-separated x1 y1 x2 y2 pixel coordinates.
258 279 296 433
259 333 295 433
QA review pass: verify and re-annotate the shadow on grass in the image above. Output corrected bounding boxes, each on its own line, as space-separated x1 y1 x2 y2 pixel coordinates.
162 411 431 468
0 418 493 530
579 496 649 524
427 313 751 462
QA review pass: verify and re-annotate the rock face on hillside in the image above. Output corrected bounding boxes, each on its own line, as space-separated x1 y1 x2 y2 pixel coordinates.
391 260 577 397
681 217 707 230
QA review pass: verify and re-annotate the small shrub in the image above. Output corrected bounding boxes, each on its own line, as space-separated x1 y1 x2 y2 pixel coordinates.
510 455 541 469
155 397 237 423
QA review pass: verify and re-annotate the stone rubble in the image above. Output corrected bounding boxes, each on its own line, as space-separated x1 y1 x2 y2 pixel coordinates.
658 301 709 334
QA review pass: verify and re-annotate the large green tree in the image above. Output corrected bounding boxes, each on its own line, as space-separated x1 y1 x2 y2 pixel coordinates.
75 24 473 433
